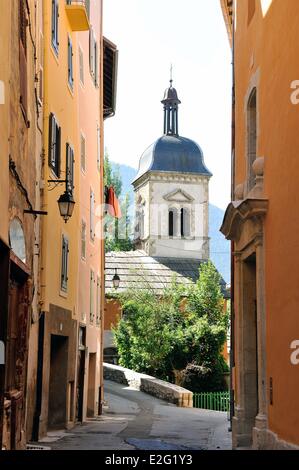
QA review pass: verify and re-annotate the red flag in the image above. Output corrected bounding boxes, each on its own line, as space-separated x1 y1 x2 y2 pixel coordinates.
107 186 122 219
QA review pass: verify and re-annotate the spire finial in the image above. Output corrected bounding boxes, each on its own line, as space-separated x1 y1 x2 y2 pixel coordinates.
170 63 173 87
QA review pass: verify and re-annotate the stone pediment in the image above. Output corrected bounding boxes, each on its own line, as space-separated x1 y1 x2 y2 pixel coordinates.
163 189 194 203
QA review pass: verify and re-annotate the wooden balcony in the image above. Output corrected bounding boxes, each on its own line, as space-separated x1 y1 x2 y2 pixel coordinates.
65 0 90 31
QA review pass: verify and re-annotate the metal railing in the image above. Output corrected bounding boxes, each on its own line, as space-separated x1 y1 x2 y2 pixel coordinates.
193 391 230 412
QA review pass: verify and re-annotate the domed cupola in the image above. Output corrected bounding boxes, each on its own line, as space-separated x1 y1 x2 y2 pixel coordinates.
133 79 212 184
132 77 212 261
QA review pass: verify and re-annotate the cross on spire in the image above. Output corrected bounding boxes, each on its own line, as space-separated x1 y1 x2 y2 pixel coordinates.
170 64 173 86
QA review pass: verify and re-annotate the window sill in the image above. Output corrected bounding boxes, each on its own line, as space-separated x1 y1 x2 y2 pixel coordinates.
50 45 59 64
59 289 68 299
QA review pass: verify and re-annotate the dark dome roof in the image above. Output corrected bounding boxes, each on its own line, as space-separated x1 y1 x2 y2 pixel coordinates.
133 135 212 183
162 85 181 103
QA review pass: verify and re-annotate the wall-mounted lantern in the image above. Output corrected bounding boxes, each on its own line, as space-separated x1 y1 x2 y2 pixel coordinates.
112 268 120 289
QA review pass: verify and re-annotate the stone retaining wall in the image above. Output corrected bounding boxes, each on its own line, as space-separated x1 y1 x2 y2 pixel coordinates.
103 363 193 407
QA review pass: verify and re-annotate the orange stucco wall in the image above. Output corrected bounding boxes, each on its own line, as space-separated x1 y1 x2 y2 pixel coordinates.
104 298 122 331
234 0 299 446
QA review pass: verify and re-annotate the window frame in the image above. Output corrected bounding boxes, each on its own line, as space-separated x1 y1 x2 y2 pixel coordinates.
67 34 74 89
48 113 61 177
51 0 59 56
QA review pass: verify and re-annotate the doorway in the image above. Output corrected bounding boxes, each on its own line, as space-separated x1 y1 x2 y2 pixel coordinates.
76 348 85 422
87 353 96 417
48 335 68 429
243 254 258 444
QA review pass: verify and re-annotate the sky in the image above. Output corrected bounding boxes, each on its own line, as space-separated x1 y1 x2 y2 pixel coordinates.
103 0 232 210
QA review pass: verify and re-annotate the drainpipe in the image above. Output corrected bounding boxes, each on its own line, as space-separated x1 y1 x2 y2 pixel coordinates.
229 2 236 431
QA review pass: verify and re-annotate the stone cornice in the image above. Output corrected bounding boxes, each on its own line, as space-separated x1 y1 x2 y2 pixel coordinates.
220 198 268 241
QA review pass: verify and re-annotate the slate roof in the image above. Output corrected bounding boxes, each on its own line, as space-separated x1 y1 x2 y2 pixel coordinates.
132 135 212 184
105 250 228 297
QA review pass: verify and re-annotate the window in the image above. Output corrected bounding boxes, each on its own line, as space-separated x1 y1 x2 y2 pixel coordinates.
97 125 100 170
81 220 86 260
68 34 74 89
48 113 61 177
96 276 100 326
247 88 257 190
94 40 99 87
90 189 95 240
66 143 74 193
169 210 174 237
61 235 69 292
169 208 178 237
90 270 95 323
89 27 95 77
19 0 27 118
79 47 84 84
80 133 86 171
89 27 98 86
51 0 59 55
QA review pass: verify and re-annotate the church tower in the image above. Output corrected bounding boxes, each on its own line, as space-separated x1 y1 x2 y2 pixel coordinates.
132 80 212 260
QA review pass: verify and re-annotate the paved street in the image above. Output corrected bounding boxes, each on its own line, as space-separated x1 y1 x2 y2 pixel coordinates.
39 380 232 451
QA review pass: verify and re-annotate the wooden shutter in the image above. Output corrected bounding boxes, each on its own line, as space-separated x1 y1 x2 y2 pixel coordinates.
55 123 61 177
80 134 86 171
66 143 74 193
79 48 84 84
81 220 86 259
89 28 95 76
90 189 95 240
94 40 98 86
61 236 69 292
90 270 94 322
48 113 54 168
68 35 73 88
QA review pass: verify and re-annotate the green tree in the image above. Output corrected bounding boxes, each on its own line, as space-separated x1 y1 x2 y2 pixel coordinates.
104 150 133 252
113 262 229 391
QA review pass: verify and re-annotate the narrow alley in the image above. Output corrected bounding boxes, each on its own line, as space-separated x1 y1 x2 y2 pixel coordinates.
39 381 232 451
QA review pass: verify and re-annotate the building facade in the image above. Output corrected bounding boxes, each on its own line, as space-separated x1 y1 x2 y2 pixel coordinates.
0 0 42 450
220 0 299 449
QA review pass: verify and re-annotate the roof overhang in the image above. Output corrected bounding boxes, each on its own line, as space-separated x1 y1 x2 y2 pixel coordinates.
220 0 233 48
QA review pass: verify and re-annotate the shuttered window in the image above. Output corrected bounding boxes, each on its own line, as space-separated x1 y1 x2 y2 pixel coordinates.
19 0 27 119
81 220 86 260
90 189 95 241
80 133 86 172
51 0 59 55
48 113 61 177
94 40 99 87
90 270 95 323
79 47 84 85
66 143 74 193
61 235 69 292
97 125 100 170
68 34 73 89
89 27 95 77
38 32 44 103
96 276 101 326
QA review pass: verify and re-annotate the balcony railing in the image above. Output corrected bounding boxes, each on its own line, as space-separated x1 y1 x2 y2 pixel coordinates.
65 0 90 31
